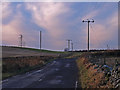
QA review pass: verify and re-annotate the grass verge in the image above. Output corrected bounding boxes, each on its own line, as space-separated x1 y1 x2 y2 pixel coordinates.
2 56 56 80
76 55 113 88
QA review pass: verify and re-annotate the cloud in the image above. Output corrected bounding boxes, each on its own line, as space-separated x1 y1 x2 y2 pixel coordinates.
81 3 117 20
2 12 23 45
2 2 69 49
16 4 22 9
82 10 99 20
2 2 12 20
90 11 118 49
107 12 118 28
2 11 40 48
2 3 40 48
25 2 71 49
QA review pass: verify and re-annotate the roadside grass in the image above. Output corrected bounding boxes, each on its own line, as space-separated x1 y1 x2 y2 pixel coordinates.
2 56 56 80
3 63 46 79
2 52 72 80
89 50 120 58
76 57 113 88
64 52 83 59
2 46 73 80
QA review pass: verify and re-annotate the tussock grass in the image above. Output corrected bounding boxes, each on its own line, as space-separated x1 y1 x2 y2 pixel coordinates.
2 56 55 79
76 57 113 88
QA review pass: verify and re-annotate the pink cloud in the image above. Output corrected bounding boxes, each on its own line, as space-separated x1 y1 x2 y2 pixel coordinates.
82 10 99 20
2 12 23 45
2 11 40 48
25 2 71 49
2 3 41 48
89 12 118 49
2 3 12 20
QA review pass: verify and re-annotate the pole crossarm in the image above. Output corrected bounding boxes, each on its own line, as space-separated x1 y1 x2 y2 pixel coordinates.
82 19 94 23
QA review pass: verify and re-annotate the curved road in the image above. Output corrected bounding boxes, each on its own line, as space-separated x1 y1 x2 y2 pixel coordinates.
2 58 78 88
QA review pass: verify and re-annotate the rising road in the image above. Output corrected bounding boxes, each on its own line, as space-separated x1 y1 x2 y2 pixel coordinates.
2 58 78 88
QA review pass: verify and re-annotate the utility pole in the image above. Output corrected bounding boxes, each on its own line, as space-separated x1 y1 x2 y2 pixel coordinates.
19 34 23 47
40 31 42 50
82 19 94 52
107 44 109 50
71 43 73 51
66 39 72 51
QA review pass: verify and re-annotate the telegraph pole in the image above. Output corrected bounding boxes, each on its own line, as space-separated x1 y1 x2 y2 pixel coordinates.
19 35 23 47
40 31 42 50
82 19 94 52
71 43 73 51
107 44 110 50
66 39 72 51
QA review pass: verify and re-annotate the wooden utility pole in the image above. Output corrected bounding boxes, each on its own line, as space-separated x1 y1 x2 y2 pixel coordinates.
71 43 73 51
66 39 72 51
40 31 42 50
20 35 23 47
82 19 94 52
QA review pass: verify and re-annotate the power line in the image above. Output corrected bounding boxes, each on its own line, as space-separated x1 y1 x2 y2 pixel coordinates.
90 23 94 32
107 44 110 50
90 23 96 49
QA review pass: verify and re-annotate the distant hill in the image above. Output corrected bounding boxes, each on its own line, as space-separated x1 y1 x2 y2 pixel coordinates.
2 46 63 58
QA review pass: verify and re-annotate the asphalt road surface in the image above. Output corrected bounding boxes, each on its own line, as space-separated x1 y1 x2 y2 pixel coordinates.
2 58 78 88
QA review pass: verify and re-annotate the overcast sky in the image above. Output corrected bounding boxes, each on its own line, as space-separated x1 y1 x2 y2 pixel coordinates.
2 2 118 51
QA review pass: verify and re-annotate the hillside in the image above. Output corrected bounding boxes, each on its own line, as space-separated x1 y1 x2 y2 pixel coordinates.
2 46 63 58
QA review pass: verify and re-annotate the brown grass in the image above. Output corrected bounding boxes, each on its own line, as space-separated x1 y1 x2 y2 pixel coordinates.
2 56 55 79
76 57 113 88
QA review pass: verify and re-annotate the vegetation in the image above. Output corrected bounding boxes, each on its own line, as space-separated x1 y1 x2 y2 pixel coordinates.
2 56 56 79
76 50 120 88
89 50 120 58
2 46 64 54
2 45 120 88
2 46 73 80
76 56 113 88
64 52 82 59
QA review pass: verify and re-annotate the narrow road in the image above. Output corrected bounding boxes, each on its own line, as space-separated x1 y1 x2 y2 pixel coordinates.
2 58 78 88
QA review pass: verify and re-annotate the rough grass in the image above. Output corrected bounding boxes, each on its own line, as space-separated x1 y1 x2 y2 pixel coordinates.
65 52 82 58
2 46 64 54
76 57 113 88
2 56 55 80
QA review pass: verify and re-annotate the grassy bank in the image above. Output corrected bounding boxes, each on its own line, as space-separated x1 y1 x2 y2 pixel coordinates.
76 55 113 88
2 46 64 54
2 56 56 80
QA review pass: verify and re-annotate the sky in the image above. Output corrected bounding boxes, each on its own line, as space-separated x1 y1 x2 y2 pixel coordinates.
2 2 118 51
